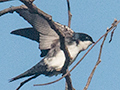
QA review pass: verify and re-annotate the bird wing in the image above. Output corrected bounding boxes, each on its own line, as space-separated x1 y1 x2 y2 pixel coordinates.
14 8 59 50
11 27 39 43
11 7 74 56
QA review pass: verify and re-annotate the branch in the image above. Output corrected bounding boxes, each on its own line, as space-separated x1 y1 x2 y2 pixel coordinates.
83 19 118 90
67 0 72 27
65 73 75 90
83 29 108 90
64 0 74 90
0 0 12 3
34 19 120 87
0 5 26 16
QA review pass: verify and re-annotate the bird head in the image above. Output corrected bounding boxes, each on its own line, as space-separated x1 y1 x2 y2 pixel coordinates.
73 33 94 51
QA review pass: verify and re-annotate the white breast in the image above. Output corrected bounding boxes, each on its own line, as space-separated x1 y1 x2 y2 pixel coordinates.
44 42 81 71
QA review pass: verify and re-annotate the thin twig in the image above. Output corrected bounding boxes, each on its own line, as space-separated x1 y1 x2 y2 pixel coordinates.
64 70 75 90
34 19 120 86
109 27 116 43
83 28 109 90
65 0 74 90
0 5 26 16
67 0 72 27
109 19 117 43
0 0 12 3
84 19 118 90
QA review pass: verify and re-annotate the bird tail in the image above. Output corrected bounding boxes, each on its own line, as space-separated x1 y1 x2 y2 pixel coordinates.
9 69 34 82
9 61 43 82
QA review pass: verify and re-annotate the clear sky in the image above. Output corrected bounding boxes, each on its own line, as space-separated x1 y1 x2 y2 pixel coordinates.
0 0 120 90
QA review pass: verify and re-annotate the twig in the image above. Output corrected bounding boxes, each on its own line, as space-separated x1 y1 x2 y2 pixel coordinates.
0 0 12 3
83 59 101 90
83 19 118 90
67 0 72 27
20 0 52 20
64 0 74 90
83 28 109 90
109 27 116 43
0 5 26 16
34 19 120 86
109 19 117 43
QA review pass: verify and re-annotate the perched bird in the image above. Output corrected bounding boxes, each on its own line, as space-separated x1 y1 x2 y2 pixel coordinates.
9 7 94 89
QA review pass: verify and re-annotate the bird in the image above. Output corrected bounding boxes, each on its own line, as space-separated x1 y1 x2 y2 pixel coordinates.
9 7 94 90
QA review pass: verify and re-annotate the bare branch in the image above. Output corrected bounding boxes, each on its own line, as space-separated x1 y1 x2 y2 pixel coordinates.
109 19 117 43
83 30 107 90
64 69 75 90
83 59 101 90
83 19 119 90
0 5 26 16
67 0 72 27
0 0 12 3
109 26 117 43
65 74 75 90
64 0 73 90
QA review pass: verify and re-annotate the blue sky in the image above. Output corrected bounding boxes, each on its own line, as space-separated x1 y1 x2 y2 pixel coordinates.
0 0 120 90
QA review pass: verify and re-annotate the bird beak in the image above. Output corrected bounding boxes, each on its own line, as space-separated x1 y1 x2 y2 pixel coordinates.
92 41 95 43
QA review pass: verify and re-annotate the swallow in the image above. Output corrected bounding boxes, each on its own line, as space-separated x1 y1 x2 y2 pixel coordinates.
9 7 94 89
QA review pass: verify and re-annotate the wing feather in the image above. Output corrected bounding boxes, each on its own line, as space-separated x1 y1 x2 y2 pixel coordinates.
15 8 59 49
11 7 74 57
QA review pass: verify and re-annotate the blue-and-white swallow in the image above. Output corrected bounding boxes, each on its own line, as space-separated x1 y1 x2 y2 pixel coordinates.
9 7 94 89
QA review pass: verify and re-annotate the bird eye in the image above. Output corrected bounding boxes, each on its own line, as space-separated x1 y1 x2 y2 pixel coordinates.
86 37 89 39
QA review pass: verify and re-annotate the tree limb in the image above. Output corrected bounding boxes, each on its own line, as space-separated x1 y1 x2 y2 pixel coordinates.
83 19 118 90
0 5 26 16
0 0 12 3
67 0 72 27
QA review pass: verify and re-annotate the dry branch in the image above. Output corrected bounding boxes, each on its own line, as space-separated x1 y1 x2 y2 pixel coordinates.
67 0 72 27
0 0 12 2
83 29 108 90
0 5 26 16
83 19 118 90
64 0 74 90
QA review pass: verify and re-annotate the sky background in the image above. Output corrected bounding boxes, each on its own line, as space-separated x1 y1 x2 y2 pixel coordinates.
0 0 120 90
